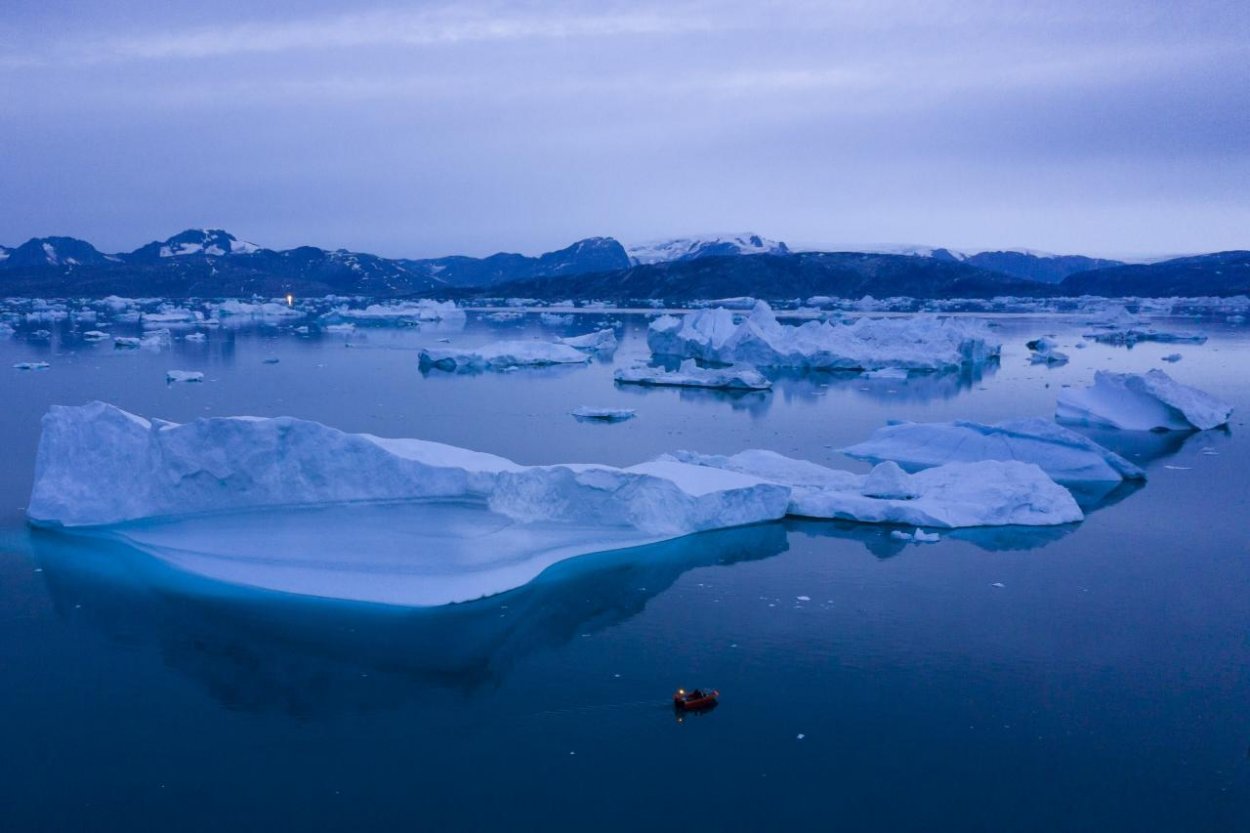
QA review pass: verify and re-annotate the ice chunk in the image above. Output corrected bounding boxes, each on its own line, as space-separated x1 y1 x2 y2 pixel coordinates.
326 300 464 324
664 449 1082 528
648 301 1000 370
558 329 618 352
82 330 109 341
842 418 1145 483
183 332 207 343
14 361 50 370
1162 353 1182 363
540 313 574 326
419 340 591 371
571 407 636 422
1026 336 1069 366
166 370 204 383
1056 370 1233 431
614 359 772 391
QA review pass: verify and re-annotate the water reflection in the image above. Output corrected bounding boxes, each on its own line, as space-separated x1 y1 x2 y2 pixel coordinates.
30 523 788 718
785 517 1079 558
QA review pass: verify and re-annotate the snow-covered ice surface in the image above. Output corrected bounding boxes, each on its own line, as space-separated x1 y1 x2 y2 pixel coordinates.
1056 370 1233 431
419 340 591 371
26 403 789 604
614 359 772 390
648 301 1000 370
663 450 1083 528
841 418 1145 484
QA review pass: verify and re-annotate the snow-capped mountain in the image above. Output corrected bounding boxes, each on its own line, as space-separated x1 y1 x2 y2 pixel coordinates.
128 228 261 261
1 237 114 268
627 233 790 265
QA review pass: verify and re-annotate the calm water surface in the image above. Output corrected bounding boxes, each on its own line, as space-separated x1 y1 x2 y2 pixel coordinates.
1 310 1248 831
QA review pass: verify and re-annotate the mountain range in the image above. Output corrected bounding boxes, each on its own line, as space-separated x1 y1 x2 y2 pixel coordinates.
1 229 1246 299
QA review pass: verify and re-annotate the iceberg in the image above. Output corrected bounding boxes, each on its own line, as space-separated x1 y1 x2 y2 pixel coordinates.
1084 328 1207 347
419 340 591 371
647 301 1000 371
27 404 790 604
614 360 772 391
166 370 204 383
570 407 636 422
1056 370 1233 431
326 300 464 325
558 329 618 352
662 450 1083 528
841 418 1145 484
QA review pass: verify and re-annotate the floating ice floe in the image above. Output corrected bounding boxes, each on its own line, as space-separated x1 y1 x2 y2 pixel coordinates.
325 300 464 325
183 332 207 343
662 451 1083 528
27 403 790 604
14 361 50 370
558 329 618 352
166 370 204 383
540 313 574 326
1026 337 1069 366
647 301 1000 371
1083 328 1207 347
1162 353 1182 363
841 418 1145 484
1056 369 1232 431
571 407 636 422
113 331 168 351
614 359 772 391
82 330 110 341
419 340 591 371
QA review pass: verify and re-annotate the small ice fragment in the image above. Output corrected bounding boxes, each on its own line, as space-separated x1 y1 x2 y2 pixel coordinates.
263 357 280 364
13 361 50 370
796 595 811 601
912 529 941 543
1162 353 1182 363
1163 465 1191 470
796 733 805 740
991 582 1005 588
570 407 636 422
166 370 204 383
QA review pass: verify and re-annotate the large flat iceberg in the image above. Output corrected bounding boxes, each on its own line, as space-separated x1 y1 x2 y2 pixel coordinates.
841 418 1145 484
614 359 772 390
662 450 1083 528
419 340 591 371
1056 370 1233 431
648 301 1000 371
27 403 790 605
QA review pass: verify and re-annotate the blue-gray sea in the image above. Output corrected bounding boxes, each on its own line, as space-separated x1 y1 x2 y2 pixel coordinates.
1 308 1248 831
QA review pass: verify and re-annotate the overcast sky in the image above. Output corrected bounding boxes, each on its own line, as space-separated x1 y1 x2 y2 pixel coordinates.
2 0 1248 258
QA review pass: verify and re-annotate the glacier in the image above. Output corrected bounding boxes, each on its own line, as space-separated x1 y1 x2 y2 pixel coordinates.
1056 370 1233 431
647 301 1000 370
419 340 591 371
662 451 1083 528
841 418 1145 484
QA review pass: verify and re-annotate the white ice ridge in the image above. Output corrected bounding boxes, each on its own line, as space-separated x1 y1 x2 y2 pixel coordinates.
615 359 772 390
1056 370 1233 431
558 329 618 351
647 301 1000 370
27 402 789 533
662 451 1083 528
841 418 1145 484
419 340 591 371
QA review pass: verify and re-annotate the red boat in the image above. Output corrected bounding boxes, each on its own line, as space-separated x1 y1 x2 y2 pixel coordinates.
673 687 719 711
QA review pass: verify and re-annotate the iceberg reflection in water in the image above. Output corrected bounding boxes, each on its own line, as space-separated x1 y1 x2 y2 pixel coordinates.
30 523 787 716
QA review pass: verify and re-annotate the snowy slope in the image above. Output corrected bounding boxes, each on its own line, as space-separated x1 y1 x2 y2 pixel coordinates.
627 233 789 265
